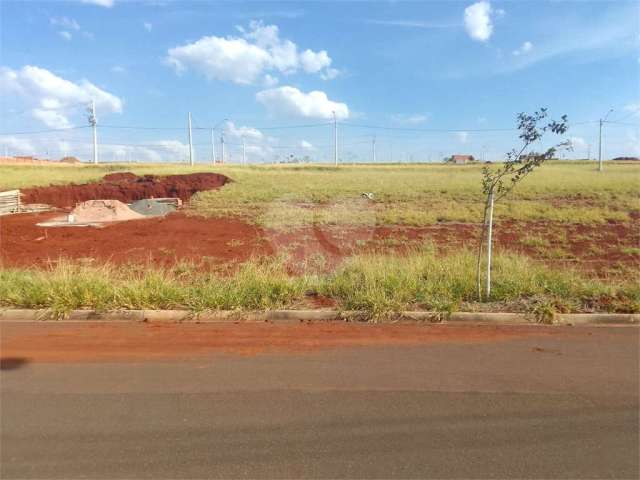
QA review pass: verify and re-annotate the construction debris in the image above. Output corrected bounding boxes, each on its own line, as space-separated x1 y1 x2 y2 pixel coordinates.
36 197 180 228
37 200 146 227
0 190 21 215
129 198 180 217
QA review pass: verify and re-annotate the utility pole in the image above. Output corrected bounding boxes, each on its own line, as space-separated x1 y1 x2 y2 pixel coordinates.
587 144 591 161
332 110 338 166
220 133 225 164
210 129 216 164
242 137 246 165
188 112 194 166
88 99 98 164
372 135 376 163
598 109 613 172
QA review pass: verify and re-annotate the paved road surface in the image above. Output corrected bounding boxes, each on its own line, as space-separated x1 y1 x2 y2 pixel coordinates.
1 321 638 479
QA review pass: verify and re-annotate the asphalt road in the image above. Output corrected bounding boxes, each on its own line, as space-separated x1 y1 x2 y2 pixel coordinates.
1 321 638 479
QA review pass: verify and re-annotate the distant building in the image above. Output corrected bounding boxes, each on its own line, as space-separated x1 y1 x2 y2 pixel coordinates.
445 154 476 164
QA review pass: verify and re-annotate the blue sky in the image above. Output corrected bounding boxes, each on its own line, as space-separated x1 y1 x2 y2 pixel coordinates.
1 0 638 163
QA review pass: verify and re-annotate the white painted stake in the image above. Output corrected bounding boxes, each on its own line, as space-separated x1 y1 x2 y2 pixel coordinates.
485 191 495 299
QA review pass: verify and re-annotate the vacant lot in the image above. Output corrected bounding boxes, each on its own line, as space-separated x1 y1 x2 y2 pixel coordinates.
1 162 638 316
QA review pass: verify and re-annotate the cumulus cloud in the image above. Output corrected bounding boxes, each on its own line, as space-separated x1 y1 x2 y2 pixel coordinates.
464 1 494 42
58 31 73 41
32 109 73 128
143 22 152 32
513 41 533 56
256 86 349 120
1 65 123 128
111 65 126 74
223 121 264 141
299 49 331 73
166 21 339 85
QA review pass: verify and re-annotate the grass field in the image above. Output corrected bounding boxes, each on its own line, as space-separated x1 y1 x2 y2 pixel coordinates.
2 161 638 226
1 161 638 316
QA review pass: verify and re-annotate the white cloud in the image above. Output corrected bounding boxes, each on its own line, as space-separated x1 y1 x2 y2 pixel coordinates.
464 1 494 42
166 21 338 84
299 49 331 73
300 140 314 151
32 109 73 128
457 131 469 143
79 0 114 7
143 22 152 32
513 41 533 56
50 17 80 31
256 86 349 120
223 121 264 141
391 113 428 125
0 136 37 156
320 67 341 80
1 65 123 128
59 31 73 41
0 136 77 159
111 65 126 74
154 140 190 159
569 136 587 149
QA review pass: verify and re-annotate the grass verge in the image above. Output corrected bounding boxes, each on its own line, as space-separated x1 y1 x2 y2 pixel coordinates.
1 247 637 319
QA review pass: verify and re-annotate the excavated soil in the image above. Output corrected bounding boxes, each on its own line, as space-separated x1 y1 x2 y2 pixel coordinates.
20 172 229 208
1 211 637 275
1 212 270 267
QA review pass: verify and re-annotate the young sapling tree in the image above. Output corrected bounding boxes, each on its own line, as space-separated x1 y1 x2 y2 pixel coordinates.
476 109 569 300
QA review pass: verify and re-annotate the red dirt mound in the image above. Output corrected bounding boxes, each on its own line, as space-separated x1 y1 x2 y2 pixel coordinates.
21 172 229 208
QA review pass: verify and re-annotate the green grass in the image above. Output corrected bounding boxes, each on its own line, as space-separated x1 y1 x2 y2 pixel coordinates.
1 248 638 318
1 161 638 226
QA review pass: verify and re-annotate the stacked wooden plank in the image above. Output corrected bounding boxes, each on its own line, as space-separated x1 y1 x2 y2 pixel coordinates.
0 190 21 216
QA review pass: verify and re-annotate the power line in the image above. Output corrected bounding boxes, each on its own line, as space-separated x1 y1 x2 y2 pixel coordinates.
0 126 90 135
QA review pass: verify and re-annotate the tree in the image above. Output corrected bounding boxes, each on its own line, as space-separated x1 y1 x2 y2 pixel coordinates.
476 109 569 300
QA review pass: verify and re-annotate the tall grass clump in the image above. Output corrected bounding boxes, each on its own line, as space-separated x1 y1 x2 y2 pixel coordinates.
319 245 639 317
1 250 637 318
0 259 313 318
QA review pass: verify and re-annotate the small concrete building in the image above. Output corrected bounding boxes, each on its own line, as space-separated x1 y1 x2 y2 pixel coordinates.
450 154 475 164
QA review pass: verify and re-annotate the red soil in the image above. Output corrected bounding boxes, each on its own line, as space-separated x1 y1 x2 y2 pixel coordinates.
21 172 229 208
1 211 637 275
0 212 270 268
0 322 570 362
